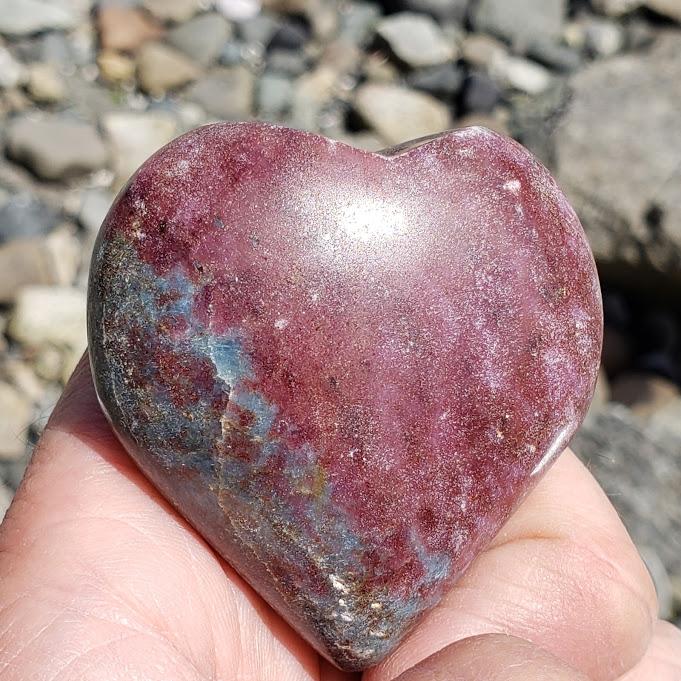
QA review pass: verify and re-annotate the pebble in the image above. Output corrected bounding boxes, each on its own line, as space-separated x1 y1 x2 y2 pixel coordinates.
6 116 109 181
526 38 581 72
97 49 136 83
471 0 566 49
0 0 77 36
168 12 232 67
142 0 201 23
257 72 294 117
215 0 262 22
96 5 164 53
397 0 471 24
338 1 380 46
1 358 45 404
237 13 280 45
39 33 73 67
354 82 452 145
9 285 87 352
290 65 339 130
267 48 309 76
0 47 27 90
407 63 465 99
0 228 81 303
186 67 254 119
0 193 60 244
101 111 178 189
584 18 625 57
376 12 455 68
490 54 553 95
461 71 502 113
78 189 113 234
137 42 201 95
461 33 507 68
26 63 67 103
0 382 32 461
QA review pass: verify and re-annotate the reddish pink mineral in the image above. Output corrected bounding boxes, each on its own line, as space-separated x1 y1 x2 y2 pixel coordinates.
88 123 602 670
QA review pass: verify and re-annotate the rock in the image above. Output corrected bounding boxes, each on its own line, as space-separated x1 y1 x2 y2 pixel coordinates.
168 12 232 67
338 1 380 46
97 5 164 53
611 372 680 419
572 404 681 585
584 18 625 57
0 382 32 461
186 67 254 120
237 13 280 45
407 63 464 100
290 65 339 130
78 188 113 234
393 0 471 24
0 193 60 243
0 483 13 521
645 0 681 21
9 285 87 352
137 42 201 95
33 346 64 382
552 34 681 287
6 116 109 181
0 47 27 90
471 0 567 49
461 33 507 68
354 83 452 145
257 72 294 117
26 62 66 103
1 358 45 404
526 38 581 72
490 54 552 95
39 32 73 66
215 0 261 21
376 12 455 68
88 122 601 670
0 0 77 36
0 228 81 303
591 0 642 15
269 17 311 50
102 111 178 189
97 49 136 83
461 71 502 113
143 0 201 23
267 48 309 76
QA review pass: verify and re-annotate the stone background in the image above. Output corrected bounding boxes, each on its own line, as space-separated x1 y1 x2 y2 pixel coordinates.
0 0 679 625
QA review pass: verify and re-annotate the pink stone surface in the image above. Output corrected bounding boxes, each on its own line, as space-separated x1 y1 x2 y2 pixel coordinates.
87 122 603 670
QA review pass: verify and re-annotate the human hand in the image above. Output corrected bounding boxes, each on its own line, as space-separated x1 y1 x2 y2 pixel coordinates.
0 356 678 680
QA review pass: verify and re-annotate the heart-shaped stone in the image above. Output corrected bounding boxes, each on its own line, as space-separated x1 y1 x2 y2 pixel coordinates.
88 122 602 670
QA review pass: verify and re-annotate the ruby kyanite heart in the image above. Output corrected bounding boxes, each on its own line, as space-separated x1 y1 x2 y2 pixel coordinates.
87 122 602 670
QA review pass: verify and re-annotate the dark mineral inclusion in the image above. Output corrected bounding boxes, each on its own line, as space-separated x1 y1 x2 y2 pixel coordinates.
87 122 603 670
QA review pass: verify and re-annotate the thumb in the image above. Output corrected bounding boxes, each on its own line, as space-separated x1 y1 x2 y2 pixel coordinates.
394 634 589 681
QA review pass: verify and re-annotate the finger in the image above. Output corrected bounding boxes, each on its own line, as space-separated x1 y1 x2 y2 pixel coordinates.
0 356 325 681
366 451 657 681
619 621 681 681
393 634 588 681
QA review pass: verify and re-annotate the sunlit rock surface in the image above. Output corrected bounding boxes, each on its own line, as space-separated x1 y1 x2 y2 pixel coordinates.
88 122 602 670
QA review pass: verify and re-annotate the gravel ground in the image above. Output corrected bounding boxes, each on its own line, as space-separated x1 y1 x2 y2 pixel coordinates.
0 0 680 624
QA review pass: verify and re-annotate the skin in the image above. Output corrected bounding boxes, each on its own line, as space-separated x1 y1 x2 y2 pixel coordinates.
0 356 679 681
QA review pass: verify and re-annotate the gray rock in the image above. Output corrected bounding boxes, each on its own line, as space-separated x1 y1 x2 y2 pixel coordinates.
0 47 27 89
552 34 681 287
527 38 581 72
257 72 294 117
266 48 309 76
269 17 310 50
461 72 502 113
0 382 32 461
186 67 254 120
237 12 279 45
376 12 455 68
572 404 681 583
39 32 72 66
393 0 470 24
137 41 201 95
338 1 380 46
471 0 567 49
143 0 201 23
354 82 452 145
407 63 464 99
0 193 60 243
78 188 113 234
584 18 625 57
168 12 232 67
102 111 178 189
0 0 77 36
6 117 109 181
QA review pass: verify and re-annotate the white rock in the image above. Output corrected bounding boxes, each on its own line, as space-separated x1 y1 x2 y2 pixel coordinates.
0 46 26 89
0 0 77 36
376 12 455 67
215 0 261 21
490 54 552 95
0 382 32 461
9 286 87 351
102 111 178 189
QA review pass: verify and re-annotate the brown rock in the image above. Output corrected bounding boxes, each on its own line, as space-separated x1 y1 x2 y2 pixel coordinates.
97 49 136 83
97 5 164 53
137 42 201 95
